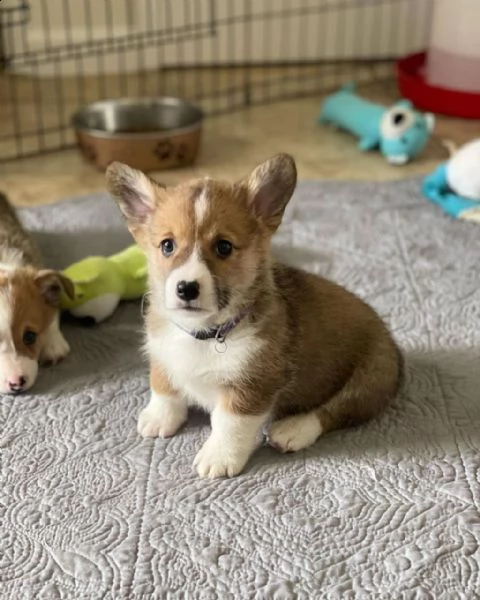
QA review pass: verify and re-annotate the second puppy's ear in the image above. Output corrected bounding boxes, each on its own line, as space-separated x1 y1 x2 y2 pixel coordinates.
35 270 75 306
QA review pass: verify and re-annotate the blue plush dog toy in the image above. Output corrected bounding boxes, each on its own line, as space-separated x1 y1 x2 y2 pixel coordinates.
318 83 435 165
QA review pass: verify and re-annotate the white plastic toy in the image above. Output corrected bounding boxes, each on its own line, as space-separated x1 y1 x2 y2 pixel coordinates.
422 139 480 222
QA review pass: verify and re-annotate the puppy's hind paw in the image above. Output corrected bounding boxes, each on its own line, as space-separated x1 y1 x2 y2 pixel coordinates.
267 413 322 453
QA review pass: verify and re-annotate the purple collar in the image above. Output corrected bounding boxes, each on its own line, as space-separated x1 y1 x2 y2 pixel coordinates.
180 306 251 344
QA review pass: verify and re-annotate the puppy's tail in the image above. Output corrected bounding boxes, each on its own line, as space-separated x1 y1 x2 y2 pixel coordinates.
0 191 10 205
0 191 18 217
0 191 43 268
0 189 28 235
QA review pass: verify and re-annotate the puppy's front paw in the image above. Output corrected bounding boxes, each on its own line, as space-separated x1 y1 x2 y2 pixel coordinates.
40 332 70 366
193 437 248 479
137 404 186 439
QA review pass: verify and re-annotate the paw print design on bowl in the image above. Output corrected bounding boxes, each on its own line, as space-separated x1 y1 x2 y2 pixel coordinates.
176 143 188 163
153 140 174 162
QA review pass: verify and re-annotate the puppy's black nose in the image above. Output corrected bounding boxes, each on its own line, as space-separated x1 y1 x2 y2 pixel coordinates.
176 280 200 302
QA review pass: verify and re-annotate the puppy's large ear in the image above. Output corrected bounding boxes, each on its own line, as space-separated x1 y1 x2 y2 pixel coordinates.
246 153 297 231
35 270 75 306
105 162 157 232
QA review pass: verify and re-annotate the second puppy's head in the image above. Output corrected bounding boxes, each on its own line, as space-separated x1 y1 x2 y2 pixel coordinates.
106 154 297 327
0 268 73 394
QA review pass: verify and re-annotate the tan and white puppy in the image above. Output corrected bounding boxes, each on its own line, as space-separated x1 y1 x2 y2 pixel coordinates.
107 155 402 479
0 193 74 394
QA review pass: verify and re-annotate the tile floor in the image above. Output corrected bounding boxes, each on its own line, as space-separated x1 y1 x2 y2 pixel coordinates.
1 81 479 206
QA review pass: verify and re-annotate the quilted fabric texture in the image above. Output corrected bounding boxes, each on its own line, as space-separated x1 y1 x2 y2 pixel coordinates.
1 179 480 599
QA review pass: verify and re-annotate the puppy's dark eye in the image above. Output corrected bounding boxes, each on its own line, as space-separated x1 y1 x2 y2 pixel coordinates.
23 329 37 346
215 239 233 258
160 238 175 257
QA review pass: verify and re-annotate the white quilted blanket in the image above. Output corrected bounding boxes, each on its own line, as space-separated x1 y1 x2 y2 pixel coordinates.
1 179 480 599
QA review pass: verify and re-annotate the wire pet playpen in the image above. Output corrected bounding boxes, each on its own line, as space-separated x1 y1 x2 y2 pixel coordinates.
0 0 432 163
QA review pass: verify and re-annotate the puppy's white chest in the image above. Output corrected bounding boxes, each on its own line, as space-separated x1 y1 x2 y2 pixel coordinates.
148 324 262 412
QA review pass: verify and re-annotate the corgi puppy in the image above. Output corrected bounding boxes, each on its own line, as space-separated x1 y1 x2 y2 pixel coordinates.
0 193 74 394
106 154 402 479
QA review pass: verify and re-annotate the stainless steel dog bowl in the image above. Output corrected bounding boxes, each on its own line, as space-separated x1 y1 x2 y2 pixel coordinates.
72 97 203 171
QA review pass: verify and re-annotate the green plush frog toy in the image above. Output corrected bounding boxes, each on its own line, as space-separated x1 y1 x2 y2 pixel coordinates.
60 244 147 324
